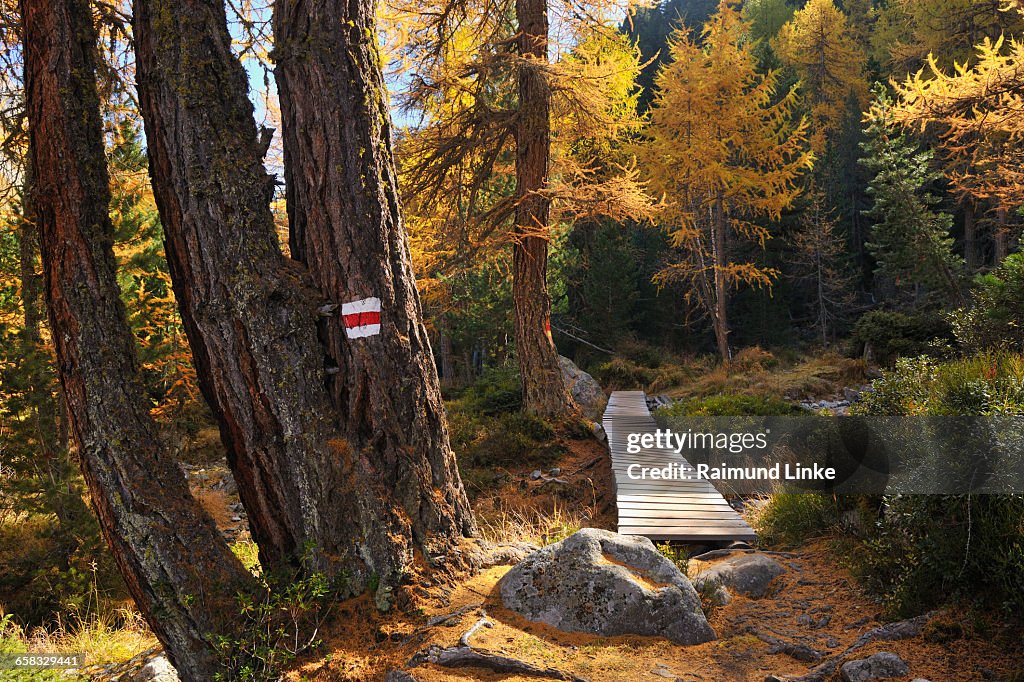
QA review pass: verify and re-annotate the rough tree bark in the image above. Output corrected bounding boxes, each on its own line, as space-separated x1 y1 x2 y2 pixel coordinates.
273 0 476 605
512 0 576 416
132 0 355 578
17 177 91 557
21 1 256 679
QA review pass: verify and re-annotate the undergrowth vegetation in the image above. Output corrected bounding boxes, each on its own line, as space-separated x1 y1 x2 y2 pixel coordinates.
756 351 1024 618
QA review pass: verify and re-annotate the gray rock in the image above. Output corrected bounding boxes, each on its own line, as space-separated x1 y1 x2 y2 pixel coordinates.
549 467 562 477
384 671 419 682
530 469 543 480
840 652 910 682
591 421 607 443
465 539 540 568
558 356 605 420
693 553 785 599
132 655 179 682
499 528 715 645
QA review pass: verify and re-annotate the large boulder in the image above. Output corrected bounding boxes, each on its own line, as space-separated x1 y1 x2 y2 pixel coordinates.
693 552 785 600
840 652 910 682
499 528 716 645
558 356 605 420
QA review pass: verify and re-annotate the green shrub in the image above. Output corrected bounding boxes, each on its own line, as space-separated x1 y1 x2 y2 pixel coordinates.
852 495 1024 617
850 310 952 366
951 252 1024 353
592 357 656 390
656 393 803 417
214 548 336 682
755 494 841 547
849 352 1024 616
452 365 522 415
855 352 1024 416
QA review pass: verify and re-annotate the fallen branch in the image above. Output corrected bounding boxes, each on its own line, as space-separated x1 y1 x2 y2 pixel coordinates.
408 612 589 682
765 613 931 682
428 603 482 627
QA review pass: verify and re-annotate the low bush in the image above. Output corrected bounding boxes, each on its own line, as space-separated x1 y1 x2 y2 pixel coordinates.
850 310 952 366
950 252 1024 353
854 352 1024 416
848 352 1024 616
656 394 803 417
753 494 842 547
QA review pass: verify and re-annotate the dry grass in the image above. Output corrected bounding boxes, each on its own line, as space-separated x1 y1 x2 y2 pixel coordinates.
594 346 868 400
667 349 868 401
1 605 156 667
475 500 600 547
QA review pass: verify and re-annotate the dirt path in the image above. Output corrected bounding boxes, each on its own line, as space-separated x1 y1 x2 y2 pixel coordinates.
288 540 1020 681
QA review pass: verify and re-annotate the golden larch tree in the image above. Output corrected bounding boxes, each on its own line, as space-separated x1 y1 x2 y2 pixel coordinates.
773 0 867 154
642 0 812 361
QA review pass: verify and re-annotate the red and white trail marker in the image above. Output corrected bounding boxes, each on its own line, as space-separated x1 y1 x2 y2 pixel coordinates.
341 297 381 339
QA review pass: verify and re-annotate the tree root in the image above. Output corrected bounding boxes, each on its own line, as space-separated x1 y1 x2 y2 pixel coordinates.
407 612 589 682
764 613 931 682
744 627 824 662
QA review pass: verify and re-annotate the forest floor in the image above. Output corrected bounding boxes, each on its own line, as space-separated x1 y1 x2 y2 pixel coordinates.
8 353 1023 681
272 419 1021 682
288 540 1023 681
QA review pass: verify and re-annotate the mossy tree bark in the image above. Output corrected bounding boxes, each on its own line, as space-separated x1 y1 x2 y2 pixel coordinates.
513 0 577 417
132 0 356 578
21 1 256 679
273 0 476 603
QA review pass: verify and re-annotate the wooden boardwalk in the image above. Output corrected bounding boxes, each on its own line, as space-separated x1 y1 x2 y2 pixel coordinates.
603 391 756 544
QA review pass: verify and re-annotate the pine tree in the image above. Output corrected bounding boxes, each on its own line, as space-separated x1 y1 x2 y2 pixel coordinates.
773 0 868 154
860 87 965 304
390 0 651 414
785 190 856 344
641 0 812 360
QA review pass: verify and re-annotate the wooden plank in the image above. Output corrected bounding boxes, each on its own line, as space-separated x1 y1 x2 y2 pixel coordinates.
603 390 756 544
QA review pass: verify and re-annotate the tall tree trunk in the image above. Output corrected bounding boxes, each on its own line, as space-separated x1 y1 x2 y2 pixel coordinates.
512 0 576 416
133 0 360 580
21 2 256 680
273 0 476 607
711 195 731 361
963 199 978 273
994 207 1010 264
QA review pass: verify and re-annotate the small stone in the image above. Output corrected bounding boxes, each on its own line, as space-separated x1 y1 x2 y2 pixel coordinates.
230 515 242 522
549 467 562 477
131 654 179 682
530 470 542 480
840 652 909 682
693 553 786 599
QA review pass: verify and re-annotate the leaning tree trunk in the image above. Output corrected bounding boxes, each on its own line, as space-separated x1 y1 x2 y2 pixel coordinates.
512 0 576 417
17 173 92 559
133 0 364 579
22 1 256 679
273 0 476 608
